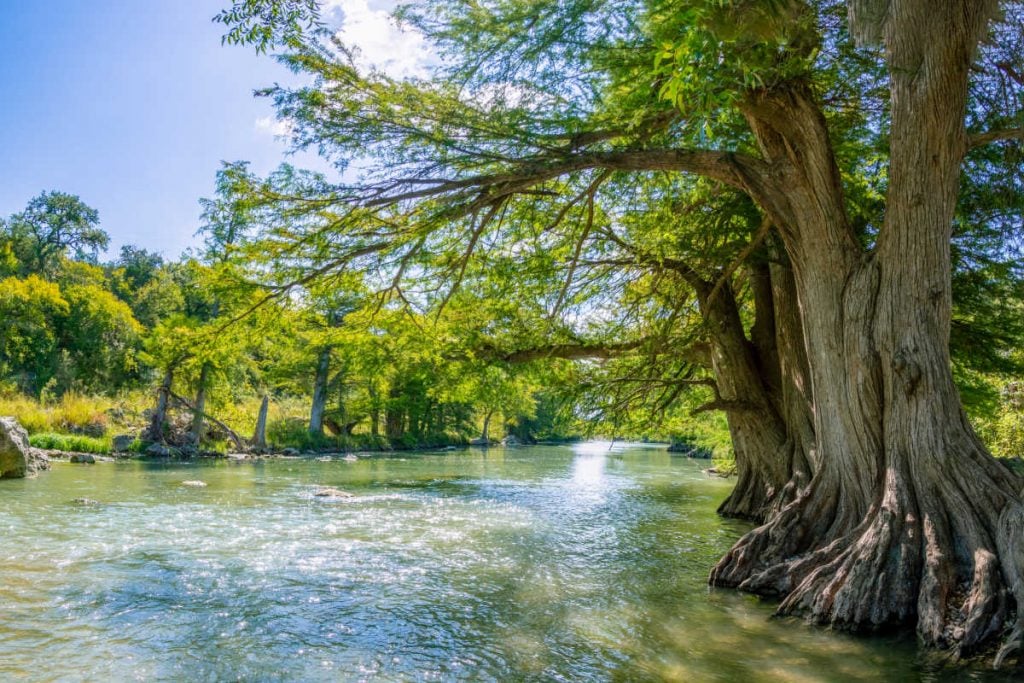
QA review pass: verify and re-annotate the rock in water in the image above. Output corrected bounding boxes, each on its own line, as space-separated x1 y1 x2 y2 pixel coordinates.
0 416 49 479
69 453 96 464
313 487 353 498
181 480 207 487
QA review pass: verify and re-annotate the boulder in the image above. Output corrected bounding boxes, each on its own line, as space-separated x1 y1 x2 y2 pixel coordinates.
69 453 96 464
111 434 136 452
181 480 207 488
0 417 49 479
281 447 301 457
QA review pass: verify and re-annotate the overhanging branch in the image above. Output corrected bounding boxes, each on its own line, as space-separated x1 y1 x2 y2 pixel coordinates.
968 127 1024 150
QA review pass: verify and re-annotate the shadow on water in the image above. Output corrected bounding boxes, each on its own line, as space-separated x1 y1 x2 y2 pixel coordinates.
0 445 1018 681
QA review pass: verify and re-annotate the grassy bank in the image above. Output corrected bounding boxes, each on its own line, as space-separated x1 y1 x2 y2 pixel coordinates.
1 391 477 455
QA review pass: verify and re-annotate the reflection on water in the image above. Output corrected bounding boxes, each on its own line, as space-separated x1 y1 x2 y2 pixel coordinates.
0 444 1011 681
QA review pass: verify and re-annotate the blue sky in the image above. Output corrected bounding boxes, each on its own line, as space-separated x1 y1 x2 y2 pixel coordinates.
0 0 338 260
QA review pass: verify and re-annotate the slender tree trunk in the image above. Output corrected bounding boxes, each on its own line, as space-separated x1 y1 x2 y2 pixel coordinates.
253 394 269 451
309 347 331 437
481 409 493 443
145 368 173 443
709 7 1024 659
386 383 404 441
190 363 211 443
369 384 380 438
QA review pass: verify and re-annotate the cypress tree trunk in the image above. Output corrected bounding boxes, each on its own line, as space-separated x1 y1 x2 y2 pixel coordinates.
385 383 405 441
369 384 380 438
698 258 814 522
481 410 493 443
710 4 1024 659
253 394 269 451
309 347 331 437
190 363 210 443
145 368 173 443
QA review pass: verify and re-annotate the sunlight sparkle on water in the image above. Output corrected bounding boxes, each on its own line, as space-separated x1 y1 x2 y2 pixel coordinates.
0 445 1000 682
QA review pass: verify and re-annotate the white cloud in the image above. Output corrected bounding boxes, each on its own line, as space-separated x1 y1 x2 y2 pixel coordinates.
255 116 295 137
322 0 433 79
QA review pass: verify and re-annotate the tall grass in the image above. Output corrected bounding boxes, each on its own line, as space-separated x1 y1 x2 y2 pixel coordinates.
0 391 146 436
0 394 50 433
29 433 111 454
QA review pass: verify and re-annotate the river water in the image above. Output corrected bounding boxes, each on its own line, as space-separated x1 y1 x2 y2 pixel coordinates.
0 443 1012 681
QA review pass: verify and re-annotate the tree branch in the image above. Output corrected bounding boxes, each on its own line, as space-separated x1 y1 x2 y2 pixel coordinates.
360 149 768 213
478 337 652 364
168 391 245 450
968 127 1024 150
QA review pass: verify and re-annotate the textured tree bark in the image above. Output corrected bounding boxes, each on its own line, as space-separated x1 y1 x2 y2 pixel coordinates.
700 255 814 522
309 347 331 437
700 279 789 521
710 2 1024 660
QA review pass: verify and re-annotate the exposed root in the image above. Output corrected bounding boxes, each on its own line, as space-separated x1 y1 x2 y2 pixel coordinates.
994 494 1024 668
711 450 1024 666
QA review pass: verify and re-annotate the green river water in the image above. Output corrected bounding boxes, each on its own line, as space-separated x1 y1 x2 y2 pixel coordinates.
0 443 1013 681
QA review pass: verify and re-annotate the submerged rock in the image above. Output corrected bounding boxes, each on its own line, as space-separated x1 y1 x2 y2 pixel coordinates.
72 497 101 506
313 487 353 498
0 417 50 479
181 480 207 488
69 453 96 464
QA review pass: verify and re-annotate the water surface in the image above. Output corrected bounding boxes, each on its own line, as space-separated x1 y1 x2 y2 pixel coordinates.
0 443 1010 681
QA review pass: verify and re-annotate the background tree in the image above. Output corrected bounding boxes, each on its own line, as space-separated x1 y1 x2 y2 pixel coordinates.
2 191 108 277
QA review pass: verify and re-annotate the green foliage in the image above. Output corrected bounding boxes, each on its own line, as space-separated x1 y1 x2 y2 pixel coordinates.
213 0 321 53
59 285 142 393
0 275 69 392
3 191 108 277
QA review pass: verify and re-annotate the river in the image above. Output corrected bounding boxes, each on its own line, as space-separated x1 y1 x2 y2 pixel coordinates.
0 443 1012 681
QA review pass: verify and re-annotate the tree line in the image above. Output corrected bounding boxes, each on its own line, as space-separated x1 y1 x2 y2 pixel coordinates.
0 190 583 450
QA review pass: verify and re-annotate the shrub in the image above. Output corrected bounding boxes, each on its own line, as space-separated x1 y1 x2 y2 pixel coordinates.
266 417 334 450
